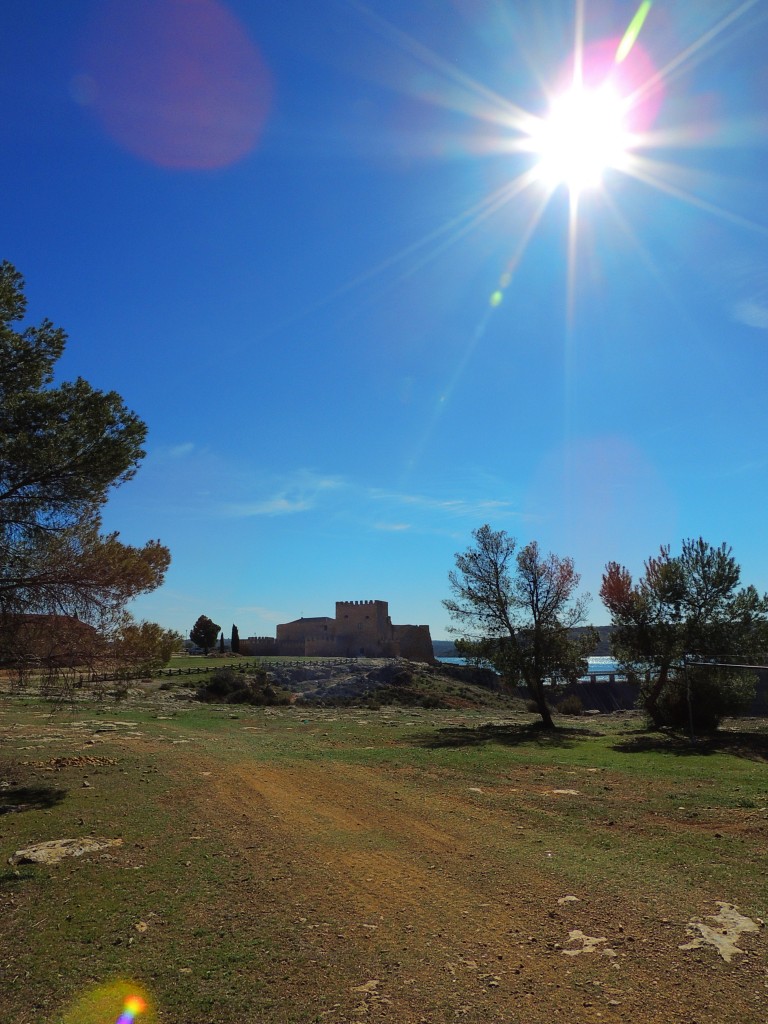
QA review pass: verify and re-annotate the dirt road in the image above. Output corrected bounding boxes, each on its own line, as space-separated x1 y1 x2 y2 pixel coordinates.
172 752 766 1024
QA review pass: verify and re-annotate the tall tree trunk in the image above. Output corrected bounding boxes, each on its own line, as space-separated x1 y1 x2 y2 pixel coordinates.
531 678 555 729
644 663 670 727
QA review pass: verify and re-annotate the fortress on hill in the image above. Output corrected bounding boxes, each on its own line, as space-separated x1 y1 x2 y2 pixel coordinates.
241 600 434 662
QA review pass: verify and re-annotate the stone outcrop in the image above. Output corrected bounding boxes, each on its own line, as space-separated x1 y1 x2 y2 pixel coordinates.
9 837 123 866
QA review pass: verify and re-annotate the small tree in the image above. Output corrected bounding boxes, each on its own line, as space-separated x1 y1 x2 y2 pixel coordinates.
600 538 768 729
444 525 596 729
219 633 225 654
231 624 240 654
111 617 183 676
190 615 220 655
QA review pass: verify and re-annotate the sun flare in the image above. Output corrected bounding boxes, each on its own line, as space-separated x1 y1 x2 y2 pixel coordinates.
532 83 632 194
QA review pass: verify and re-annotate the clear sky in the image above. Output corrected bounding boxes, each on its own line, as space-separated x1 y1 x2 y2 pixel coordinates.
3 0 768 640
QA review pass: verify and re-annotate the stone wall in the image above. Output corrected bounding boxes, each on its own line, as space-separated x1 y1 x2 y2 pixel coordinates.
276 617 334 656
239 636 277 656
393 624 434 663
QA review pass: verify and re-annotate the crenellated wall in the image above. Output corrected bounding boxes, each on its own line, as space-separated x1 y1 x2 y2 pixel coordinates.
334 600 392 653
239 636 277 656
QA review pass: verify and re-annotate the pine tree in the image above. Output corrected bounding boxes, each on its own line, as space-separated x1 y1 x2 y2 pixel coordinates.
231 624 240 654
190 615 220 655
0 260 169 624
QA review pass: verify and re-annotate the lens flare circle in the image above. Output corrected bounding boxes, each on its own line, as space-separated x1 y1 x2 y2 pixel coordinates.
117 993 148 1022
78 0 272 170
59 980 153 1024
533 83 631 193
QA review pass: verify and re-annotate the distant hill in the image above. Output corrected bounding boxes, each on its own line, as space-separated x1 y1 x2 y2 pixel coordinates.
573 625 613 656
434 626 612 660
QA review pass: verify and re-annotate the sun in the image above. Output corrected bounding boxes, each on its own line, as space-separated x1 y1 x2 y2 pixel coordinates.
531 82 632 195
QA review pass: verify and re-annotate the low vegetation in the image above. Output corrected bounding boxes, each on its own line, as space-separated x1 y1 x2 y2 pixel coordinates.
195 666 291 706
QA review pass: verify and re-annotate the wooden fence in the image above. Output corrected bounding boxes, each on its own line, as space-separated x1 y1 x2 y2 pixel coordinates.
75 658 359 686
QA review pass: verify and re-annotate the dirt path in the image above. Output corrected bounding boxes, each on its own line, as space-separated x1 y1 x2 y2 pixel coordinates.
171 753 766 1024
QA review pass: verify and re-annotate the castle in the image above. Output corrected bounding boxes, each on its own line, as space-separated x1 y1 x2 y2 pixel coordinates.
241 600 434 662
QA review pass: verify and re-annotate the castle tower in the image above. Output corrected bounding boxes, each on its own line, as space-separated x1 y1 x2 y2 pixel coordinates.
334 600 394 656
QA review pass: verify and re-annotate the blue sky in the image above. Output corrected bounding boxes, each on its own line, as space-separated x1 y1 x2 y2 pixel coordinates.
3 0 768 640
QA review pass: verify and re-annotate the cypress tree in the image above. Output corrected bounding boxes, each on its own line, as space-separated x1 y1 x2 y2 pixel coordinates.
231 624 240 654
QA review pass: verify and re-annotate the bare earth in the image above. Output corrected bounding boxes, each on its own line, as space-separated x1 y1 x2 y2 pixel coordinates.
168 746 766 1024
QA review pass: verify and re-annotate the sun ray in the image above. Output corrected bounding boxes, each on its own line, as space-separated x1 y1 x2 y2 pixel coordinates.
335 172 542 295
333 169 546 332
562 186 581 448
346 0 538 134
600 189 708 328
566 189 581 332
622 154 768 235
572 0 586 90
630 116 768 152
403 187 553 478
242 168 544 356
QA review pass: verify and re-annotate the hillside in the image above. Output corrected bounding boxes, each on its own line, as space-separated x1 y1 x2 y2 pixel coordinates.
265 659 519 710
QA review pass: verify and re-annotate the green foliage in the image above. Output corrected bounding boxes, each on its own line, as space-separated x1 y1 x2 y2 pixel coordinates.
557 693 584 716
231 624 240 654
445 525 596 729
190 615 221 654
0 261 169 623
112 618 183 675
650 668 756 732
602 538 768 727
454 637 495 669
196 667 291 706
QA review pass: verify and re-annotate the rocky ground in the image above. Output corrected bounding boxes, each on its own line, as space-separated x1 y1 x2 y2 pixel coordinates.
262 658 508 708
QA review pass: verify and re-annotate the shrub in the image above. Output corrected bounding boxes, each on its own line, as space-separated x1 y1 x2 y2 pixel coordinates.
197 667 241 700
557 694 584 716
649 669 756 732
196 667 291 706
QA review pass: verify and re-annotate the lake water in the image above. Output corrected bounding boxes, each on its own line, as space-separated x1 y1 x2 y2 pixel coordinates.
438 656 622 677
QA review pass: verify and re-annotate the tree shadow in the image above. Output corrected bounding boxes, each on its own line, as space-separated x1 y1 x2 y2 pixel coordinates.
0 785 67 814
613 729 768 762
0 866 36 887
412 721 596 750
